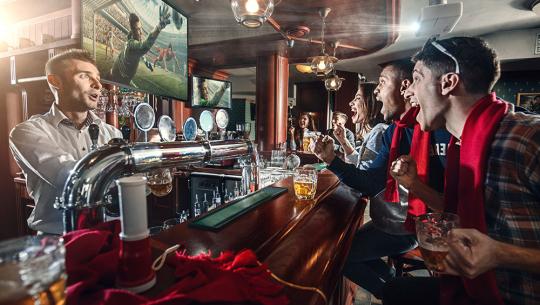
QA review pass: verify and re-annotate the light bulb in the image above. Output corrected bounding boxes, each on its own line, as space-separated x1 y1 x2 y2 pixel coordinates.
330 79 336 87
245 0 259 13
317 60 326 70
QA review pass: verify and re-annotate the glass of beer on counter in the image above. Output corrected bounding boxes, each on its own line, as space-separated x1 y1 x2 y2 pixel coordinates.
0 236 66 305
416 213 460 273
293 166 318 200
146 168 173 197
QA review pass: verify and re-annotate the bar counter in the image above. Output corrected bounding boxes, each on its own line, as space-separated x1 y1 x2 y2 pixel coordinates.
148 170 367 305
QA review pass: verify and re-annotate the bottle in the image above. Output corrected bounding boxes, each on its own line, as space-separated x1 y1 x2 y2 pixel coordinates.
224 190 230 203
208 191 217 211
193 194 201 217
234 181 240 198
202 193 209 213
215 186 222 206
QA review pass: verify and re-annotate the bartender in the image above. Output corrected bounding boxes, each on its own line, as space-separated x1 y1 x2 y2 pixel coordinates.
9 49 121 234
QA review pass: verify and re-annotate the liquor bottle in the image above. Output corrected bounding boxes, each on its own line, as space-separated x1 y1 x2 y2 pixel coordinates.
234 181 240 198
202 193 209 213
215 186 222 206
193 194 201 217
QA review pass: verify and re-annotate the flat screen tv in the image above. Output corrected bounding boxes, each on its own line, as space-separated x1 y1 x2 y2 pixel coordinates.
82 0 188 101
191 76 232 108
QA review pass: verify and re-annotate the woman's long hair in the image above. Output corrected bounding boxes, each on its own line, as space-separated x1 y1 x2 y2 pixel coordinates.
356 82 384 140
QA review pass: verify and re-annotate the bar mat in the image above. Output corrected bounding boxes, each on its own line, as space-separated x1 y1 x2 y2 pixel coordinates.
312 163 327 171
189 186 288 231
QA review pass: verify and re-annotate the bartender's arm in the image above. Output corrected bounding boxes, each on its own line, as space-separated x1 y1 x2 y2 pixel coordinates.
390 155 445 212
9 123 77 190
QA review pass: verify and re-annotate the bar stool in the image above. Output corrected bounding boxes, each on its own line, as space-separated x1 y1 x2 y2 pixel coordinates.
389 247 430 277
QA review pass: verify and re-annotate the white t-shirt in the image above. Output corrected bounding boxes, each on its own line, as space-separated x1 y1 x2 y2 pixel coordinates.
9 104 121 234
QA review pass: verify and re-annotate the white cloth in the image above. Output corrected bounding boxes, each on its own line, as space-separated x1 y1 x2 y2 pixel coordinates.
9 104 122 234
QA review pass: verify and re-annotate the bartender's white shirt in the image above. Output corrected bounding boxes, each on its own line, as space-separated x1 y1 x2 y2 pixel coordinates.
9 103 121 234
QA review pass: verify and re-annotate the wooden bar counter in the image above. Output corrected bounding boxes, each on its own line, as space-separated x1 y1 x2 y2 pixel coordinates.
149 170 367 305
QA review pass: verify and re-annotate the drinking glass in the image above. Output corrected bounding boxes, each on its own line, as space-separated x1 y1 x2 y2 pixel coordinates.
416 213 460 273
0 236 66 305
293 166 318 200
146 168 173 197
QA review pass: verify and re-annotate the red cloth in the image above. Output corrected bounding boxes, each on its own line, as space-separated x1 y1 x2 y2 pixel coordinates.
441 93 507 305
64 221 288 305
384 106 430 232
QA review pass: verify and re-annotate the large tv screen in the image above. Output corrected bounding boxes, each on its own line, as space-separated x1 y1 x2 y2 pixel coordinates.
82 0 188 100
191 76 232 108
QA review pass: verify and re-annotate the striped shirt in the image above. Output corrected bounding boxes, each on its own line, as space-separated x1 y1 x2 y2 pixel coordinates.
485 111 540 305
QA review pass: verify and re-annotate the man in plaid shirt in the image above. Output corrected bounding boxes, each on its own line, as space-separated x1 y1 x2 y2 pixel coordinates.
386 37 540 305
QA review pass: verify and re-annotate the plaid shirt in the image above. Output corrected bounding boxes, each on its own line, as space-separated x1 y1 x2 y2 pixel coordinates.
485 110 540 305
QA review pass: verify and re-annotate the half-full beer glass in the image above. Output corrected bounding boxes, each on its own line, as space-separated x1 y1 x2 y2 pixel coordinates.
146 168 173 197
0 236 66 305
416 213 460 273
293 166 318 200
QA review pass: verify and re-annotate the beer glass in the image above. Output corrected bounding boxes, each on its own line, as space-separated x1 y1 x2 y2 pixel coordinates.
0 236 66 305
146 168 173 197
293 166 318 200
416 213 460 273
163 218 180 230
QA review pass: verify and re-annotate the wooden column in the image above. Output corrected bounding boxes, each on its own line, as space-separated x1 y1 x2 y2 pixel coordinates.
256 54 289 151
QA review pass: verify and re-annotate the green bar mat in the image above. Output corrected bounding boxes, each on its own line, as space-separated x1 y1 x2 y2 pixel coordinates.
189 186 288 231
312 163 327 171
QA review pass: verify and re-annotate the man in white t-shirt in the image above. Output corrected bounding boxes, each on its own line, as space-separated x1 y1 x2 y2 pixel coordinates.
9 49 121 234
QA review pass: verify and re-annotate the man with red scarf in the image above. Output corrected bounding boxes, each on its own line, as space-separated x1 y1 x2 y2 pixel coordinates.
312 60 450 300
386 37 540 305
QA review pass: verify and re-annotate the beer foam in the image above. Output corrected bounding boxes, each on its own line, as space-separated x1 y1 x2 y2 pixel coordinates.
418 237 449 251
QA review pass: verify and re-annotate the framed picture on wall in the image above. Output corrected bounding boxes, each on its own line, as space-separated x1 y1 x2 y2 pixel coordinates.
517 92 540 112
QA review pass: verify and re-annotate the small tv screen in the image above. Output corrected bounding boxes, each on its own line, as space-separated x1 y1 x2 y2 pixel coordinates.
191 76 232 108
82 0 188 100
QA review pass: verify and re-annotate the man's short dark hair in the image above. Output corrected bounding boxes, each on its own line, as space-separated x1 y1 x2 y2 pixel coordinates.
129 13 140 29
412 37 500 94
45 49 96 76
332 111 348 122
380 59 414 82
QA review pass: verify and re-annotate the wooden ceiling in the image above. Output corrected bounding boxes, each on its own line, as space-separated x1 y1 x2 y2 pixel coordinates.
172 0 400 70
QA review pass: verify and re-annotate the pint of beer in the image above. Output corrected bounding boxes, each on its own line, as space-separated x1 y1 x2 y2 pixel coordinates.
416 213 460 273
293 166 318 200
146 168 173 197
0 236 66 305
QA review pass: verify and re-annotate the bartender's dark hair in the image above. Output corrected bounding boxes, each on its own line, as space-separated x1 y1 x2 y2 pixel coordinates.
412 37 500 94
45 49 96 76
380 59 414 82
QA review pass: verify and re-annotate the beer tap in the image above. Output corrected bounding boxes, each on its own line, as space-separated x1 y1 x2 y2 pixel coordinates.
121 125 131 142
89 124 99 151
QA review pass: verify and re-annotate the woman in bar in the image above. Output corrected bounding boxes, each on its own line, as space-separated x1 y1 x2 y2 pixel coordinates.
288 112 317 151
334 82 387 169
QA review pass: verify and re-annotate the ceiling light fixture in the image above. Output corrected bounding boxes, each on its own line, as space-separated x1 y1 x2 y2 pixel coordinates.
324 71 344 91
324 41 343 91
231 0 274 28
310 8 337 77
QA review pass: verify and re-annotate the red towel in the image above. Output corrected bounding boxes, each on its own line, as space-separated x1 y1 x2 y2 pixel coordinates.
64 221 288 305
441 93 507 305
384 106 430 232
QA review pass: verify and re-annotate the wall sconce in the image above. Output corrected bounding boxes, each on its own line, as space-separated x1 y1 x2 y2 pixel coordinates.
325 71 344 91
231 0 274 28
309 8 337 77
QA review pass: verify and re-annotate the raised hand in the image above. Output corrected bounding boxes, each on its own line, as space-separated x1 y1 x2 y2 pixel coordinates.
312 135 336 164
390 155 418 189
158 6 171 30
443 229 500 279
333 124 347 145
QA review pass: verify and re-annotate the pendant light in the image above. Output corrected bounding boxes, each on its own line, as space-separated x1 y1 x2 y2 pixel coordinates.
310 8 337 77
324 41 344 91
231 0 275 28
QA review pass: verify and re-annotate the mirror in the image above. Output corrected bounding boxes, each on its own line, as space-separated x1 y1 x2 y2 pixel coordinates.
183 117 198 141
133 103 155 142
158 115 176 142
